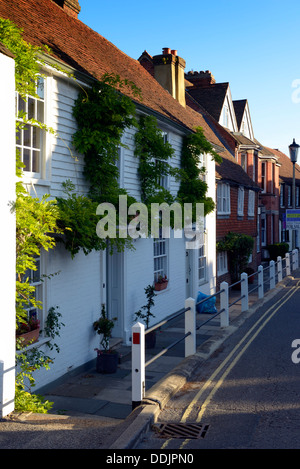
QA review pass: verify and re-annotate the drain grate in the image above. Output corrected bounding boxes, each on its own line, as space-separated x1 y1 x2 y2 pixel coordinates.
153 422 209 439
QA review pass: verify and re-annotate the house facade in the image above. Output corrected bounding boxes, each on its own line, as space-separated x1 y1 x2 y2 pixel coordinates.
184 71 261 285
0 0 233 394
271 148 300 250
184 69 284 267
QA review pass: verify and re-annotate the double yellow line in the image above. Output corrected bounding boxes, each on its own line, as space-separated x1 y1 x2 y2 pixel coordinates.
161 280 300 449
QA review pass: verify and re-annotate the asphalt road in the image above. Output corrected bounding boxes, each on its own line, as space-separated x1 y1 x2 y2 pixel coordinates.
138 278 300 449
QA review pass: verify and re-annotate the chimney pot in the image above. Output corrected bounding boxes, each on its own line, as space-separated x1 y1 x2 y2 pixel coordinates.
171 50 177 56
162 47 171 55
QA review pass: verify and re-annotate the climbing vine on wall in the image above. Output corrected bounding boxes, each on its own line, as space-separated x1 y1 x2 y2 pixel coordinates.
72 75 140 202
67 75 141 253
134 114 181 205
177 127 222 220
0 18 67 412
217 232 254 282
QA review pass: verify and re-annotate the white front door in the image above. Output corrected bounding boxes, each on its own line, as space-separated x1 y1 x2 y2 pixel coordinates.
106 248 124 339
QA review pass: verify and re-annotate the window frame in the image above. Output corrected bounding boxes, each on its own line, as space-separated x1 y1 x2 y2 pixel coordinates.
241 153 247 172
237 186 244 216
248 190 255 217
217 183 231 215
261 161 266 193
280 184 285 207
23 255 43 325
16 77 45 178
287 185 292 207
217 251 228 276
153 229 169 285
198 233 207 285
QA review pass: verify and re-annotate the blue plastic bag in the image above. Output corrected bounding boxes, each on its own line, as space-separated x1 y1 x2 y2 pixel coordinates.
196 291 217 314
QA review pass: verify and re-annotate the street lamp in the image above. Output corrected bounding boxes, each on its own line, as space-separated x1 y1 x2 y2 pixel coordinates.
289 138 300 249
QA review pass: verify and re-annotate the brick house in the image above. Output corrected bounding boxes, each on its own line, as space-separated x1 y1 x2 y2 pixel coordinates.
139 54 262 286
184 71 261 284
270 148 300 250
184 69 283 265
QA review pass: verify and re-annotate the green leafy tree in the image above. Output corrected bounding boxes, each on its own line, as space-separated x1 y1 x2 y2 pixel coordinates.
178 127 222 219
217 232 254 282
0 19 65 412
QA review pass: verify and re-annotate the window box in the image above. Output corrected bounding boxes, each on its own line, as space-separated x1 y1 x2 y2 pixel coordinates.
154 276 168 291
17 327 40 347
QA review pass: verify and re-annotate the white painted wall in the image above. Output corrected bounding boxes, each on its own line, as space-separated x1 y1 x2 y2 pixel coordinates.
22 70 217 389
0 52 16 417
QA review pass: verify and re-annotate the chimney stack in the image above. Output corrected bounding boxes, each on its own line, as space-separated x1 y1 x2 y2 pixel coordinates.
53 0 81 18
152 48 186 107
185 70 216 88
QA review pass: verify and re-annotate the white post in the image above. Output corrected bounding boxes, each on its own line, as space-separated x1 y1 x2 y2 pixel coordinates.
277 256 282 283
131 322 145 410
286 253 291 276
270 260 275 290
220 281 229 327
291 250 295 271
292 249 298 270
258 265 264 299
0 51 16 418
241 272 249 312
185 298 196 357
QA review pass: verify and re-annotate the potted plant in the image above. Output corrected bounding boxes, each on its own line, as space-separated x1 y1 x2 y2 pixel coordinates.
16 317 40 347
93 305 118 374
154 275 168 291
134 284 157 348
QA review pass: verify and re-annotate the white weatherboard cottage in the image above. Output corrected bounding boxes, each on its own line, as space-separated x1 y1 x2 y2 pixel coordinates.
24 64 217 391
0 0 221 397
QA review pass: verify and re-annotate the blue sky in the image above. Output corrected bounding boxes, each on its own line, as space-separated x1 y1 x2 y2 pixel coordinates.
80 0 300 156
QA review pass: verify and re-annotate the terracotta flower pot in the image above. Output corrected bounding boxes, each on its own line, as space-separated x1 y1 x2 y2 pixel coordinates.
17 328 40 346
154 281 168 291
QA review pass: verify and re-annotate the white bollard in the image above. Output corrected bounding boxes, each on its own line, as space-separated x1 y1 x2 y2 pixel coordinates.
286 253 291 276
292 250 295 271
277 256 282 283
270 260 275 290
292 249 299 270
220 281 229 327
258 265 264 299
185 298 196 357
131 322 145 410
241 272 249 312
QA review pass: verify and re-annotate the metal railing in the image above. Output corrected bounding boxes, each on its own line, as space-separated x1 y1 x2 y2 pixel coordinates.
131 249 299 409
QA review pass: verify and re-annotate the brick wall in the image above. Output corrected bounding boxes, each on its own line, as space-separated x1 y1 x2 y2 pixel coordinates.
216 184 258 289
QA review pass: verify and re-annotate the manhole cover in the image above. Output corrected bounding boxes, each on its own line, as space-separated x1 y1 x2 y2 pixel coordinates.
153 422 209 439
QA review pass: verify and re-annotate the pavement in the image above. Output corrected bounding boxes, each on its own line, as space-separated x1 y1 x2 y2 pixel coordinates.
1 269 299 450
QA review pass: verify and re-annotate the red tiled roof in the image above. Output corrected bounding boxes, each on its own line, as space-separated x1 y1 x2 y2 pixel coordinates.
0 0 225 148
266 148 300 184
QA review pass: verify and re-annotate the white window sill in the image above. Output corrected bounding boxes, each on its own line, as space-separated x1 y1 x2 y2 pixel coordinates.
22 177 51 188
16 337 51 354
